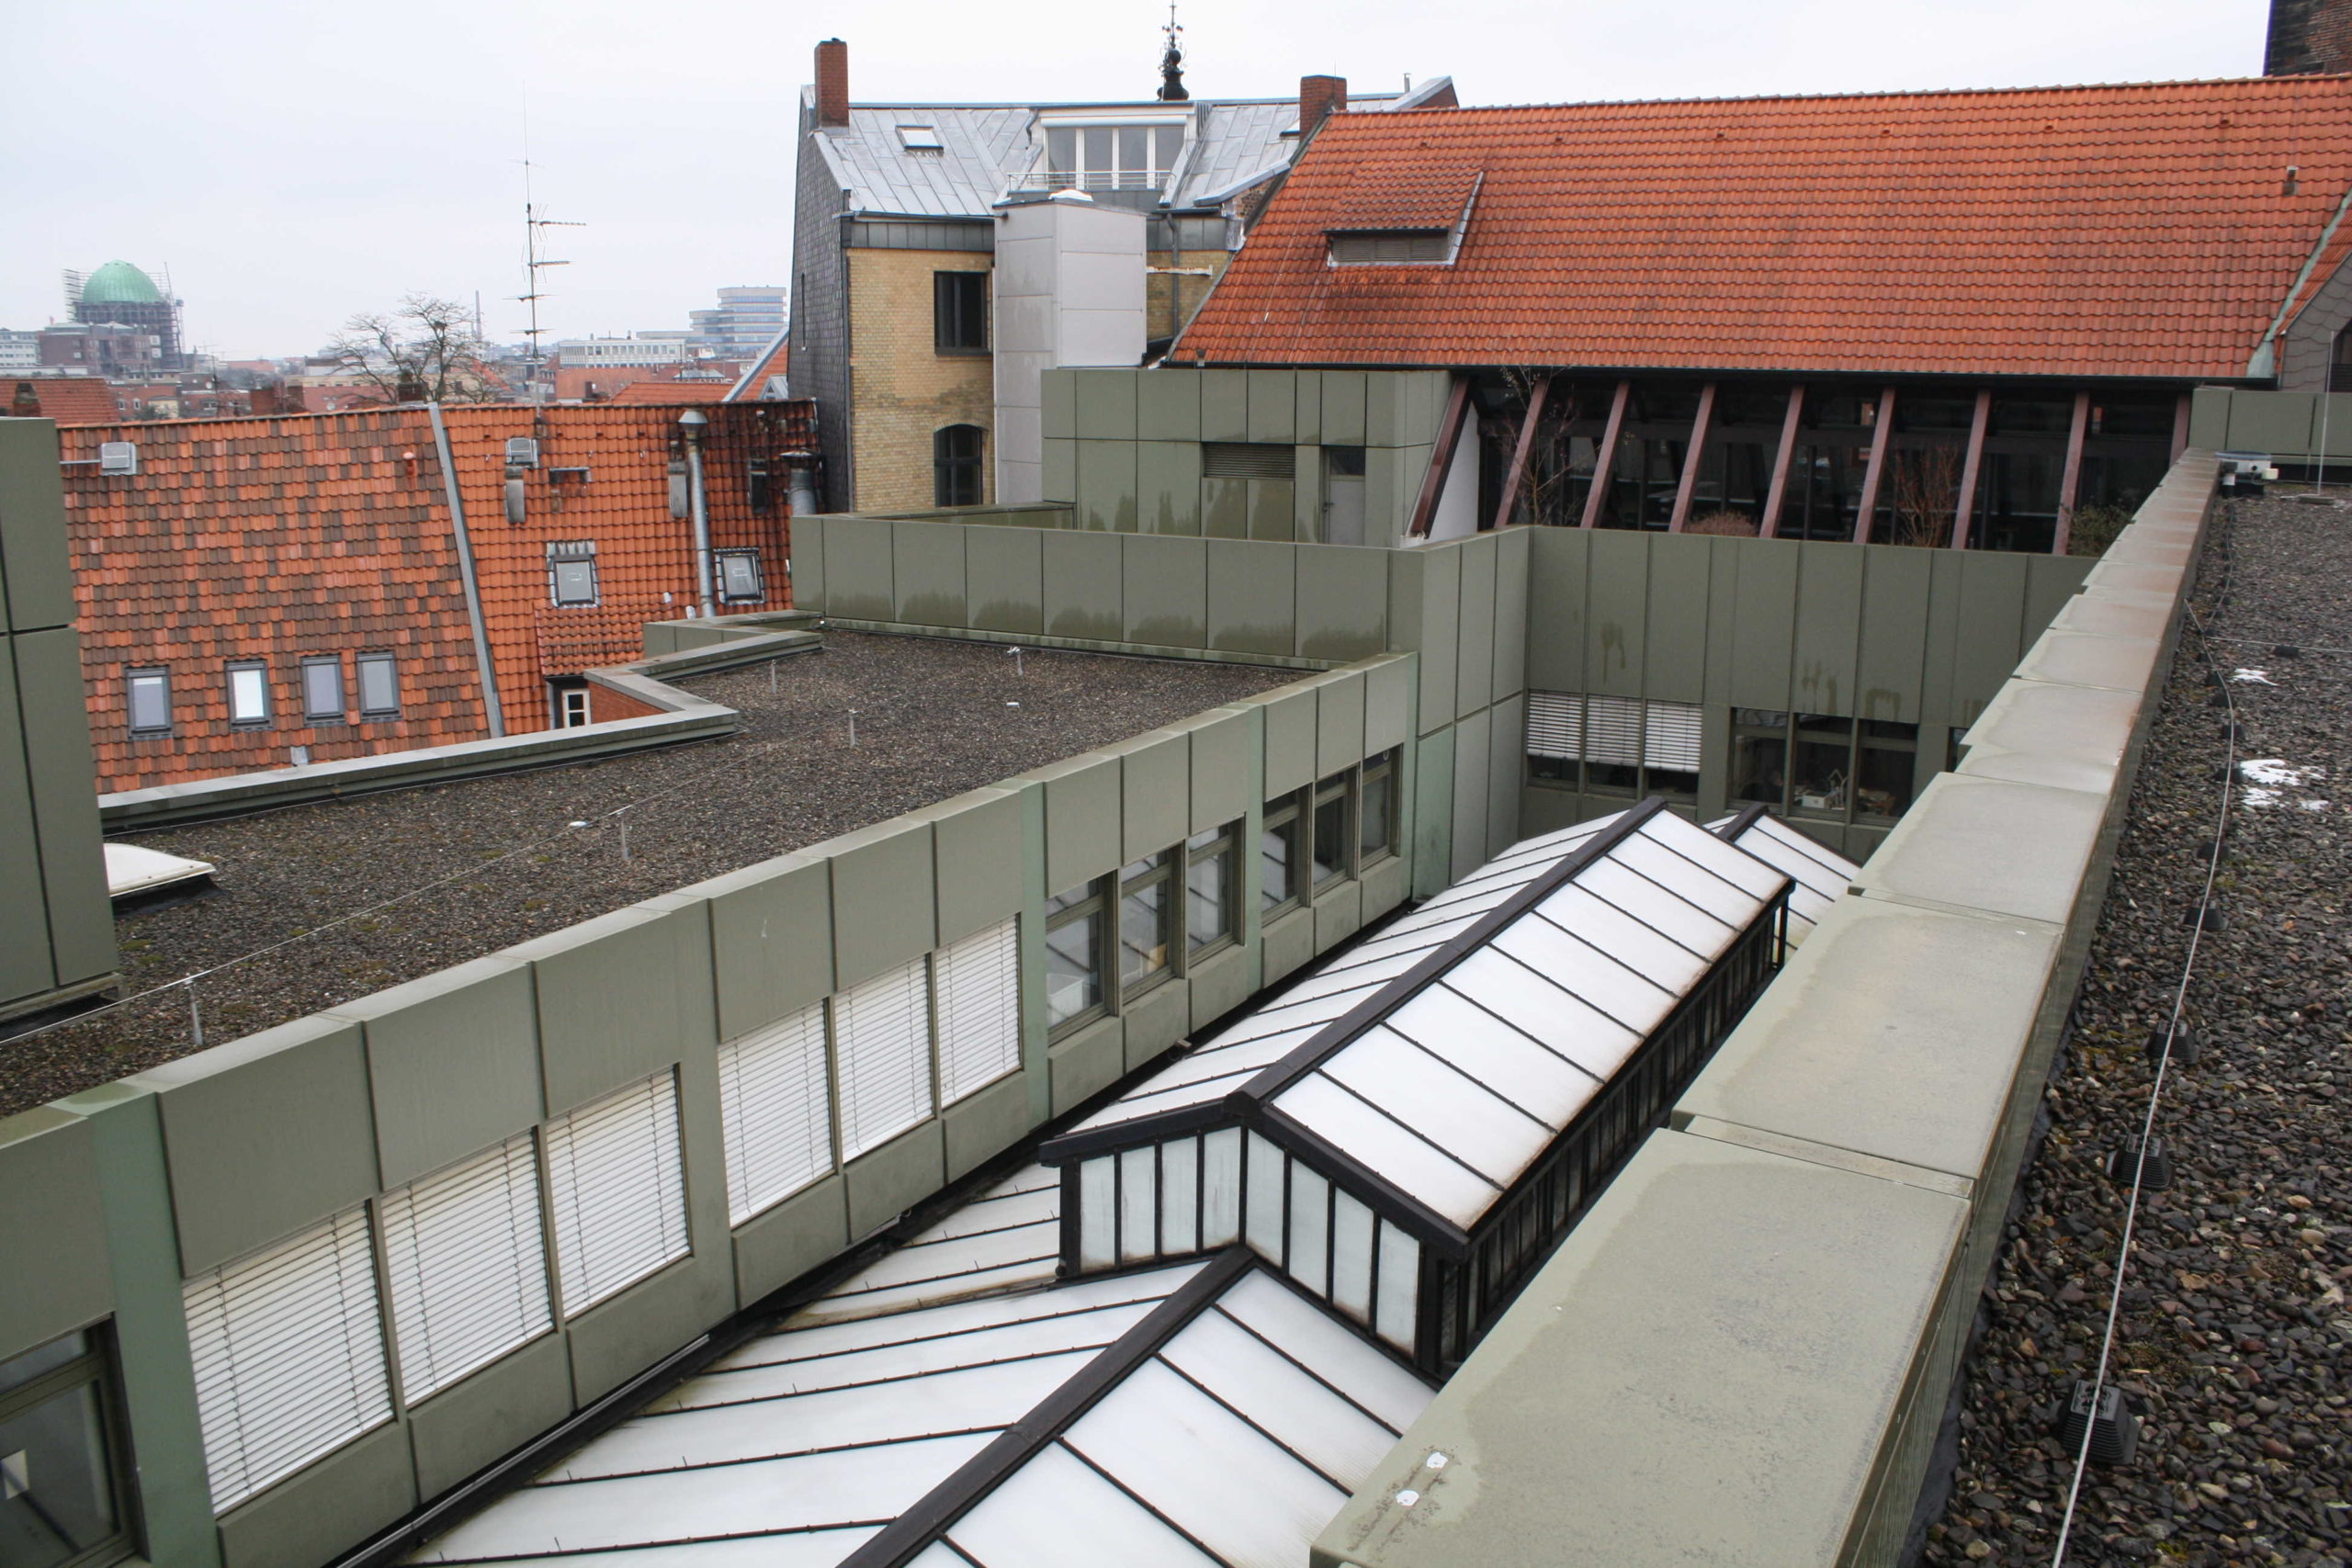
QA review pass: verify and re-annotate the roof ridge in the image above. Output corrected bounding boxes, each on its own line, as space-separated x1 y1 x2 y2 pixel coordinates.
1310 73 2352 118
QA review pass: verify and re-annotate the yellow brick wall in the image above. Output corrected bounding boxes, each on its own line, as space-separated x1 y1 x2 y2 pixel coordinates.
849 248 995 512
1147 250 1233 344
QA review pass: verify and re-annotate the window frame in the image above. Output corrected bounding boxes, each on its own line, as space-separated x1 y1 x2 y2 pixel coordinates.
1044 874 1111 1039
1183 822 1240 959
0 1326 137 1568
1309 770 1355 891
125 667 170 738
933 424 985 507
300 657 345 726
1526 693 1700 799
224 660 271 728
1729 709 1919 825
714 548 765 604
933 271 989 355
547 541 600 608
1261 790 1306 917
1358 749 1399 866
356 653 399 720
1117 850 1177 998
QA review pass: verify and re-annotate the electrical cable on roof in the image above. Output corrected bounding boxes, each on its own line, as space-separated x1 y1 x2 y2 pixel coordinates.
2046 514 2239 1567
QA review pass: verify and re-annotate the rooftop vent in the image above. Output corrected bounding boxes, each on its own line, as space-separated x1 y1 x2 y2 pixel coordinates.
505 436 539 468
99 440 138 476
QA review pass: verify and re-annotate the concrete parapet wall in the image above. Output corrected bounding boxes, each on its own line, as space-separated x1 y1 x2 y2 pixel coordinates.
2188 385 2352 461
1313 452 2218 1567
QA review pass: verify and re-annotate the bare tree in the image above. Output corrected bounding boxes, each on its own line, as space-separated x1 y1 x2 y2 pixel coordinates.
325 294 500 404
1489 368 1580 527
1889 446 1963 547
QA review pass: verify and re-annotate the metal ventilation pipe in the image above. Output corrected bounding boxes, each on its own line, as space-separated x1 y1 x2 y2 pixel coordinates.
787 461 820 518
679 409 715 616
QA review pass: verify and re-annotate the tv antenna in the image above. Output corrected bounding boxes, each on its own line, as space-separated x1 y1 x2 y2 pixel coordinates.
515 145 583 410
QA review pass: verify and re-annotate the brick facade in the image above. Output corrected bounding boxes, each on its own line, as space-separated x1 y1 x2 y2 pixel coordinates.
847 248 996 512
2268 0 2352 74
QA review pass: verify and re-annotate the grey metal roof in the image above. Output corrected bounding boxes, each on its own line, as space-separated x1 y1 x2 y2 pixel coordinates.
811 85 1442 221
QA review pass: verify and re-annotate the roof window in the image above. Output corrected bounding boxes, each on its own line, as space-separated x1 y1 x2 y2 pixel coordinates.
1326 169 1482 267
896 124 944 151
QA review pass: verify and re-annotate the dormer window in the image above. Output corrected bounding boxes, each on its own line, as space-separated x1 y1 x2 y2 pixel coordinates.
1032 117 1185 192
897 124 944 151
1326 169 1482 267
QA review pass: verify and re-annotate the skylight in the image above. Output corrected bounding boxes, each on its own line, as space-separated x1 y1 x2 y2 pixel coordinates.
897 124 944 151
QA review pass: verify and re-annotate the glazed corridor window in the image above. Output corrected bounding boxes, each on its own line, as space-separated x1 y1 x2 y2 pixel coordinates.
301 658 345 723
1263 752 1396 914
1046 876 1109 1032
0 1329 131 1568
1120 852 1177 994
548 541 599 606
1261 793 1304 913
1185 823 1238 954
356 654 399 719
126 668 169 737
1310 772 1352 887
1360 750 1398 863
933 271 988 354
934 425 985 507
1731 709 1918 823
226 662 270 727
1525 692 1701 798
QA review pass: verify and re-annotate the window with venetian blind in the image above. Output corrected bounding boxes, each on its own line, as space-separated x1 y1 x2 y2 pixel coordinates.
718 999 834 1225
933 918 1021 1106
833 957 935 1160
182 1206 393 1512
543 1070 691 1317
378 1133 552 1404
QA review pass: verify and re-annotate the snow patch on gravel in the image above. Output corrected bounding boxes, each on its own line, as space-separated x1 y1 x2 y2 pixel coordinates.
2232 667 2277 683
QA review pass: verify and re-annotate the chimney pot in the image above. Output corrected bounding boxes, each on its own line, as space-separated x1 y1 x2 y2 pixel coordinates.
1300 74 1348 136
815 39 850 128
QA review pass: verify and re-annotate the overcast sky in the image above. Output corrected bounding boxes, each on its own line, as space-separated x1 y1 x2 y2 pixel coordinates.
6 0 2267 360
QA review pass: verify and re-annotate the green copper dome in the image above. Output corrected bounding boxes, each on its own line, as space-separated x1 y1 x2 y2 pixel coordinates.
80 261 164 306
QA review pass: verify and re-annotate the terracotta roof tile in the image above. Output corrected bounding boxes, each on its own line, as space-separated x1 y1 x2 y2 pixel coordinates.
5 378 123 423
1177 76 2352 378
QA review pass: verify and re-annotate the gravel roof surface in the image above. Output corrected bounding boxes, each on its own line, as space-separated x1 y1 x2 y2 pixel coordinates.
1924 495 2352 1566
0 632 1294 1119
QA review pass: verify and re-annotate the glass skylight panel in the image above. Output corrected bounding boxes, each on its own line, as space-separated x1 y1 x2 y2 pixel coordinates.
718 1265 1195 1371
947 1442 1221 1568
897 124 944 150
1315 1026 1552 1188
1613 831 1768 921
1272 1076 1500 1229
1384 983 1600 1122
1215 1269 1433 1432
1645 818 1787 900
681 1301 1157 1404
1160 1136 1200 1254
1436 951 1643 1079
1119 1146 1156 1263
1486 920 1676 1035
1576 858 1740 957
1532 880 1711 987
1286 1161 1331 1290
1156 1308 1401 1485
1272 949 1426 1006
1329 1190 1376 1322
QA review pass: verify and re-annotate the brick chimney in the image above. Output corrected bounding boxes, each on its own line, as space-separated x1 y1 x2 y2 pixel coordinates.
1299 75 1348 137
815 39 850 127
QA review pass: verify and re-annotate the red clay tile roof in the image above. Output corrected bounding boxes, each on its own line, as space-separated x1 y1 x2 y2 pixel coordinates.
605 378 736 405
5 378 123 423
1177 76 2352 379
727 333 790 401
1329 169 1482 231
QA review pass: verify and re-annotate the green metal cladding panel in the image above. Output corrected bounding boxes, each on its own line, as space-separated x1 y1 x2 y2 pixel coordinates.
0 420 76 632
1041 437 1077 503
1728 541 1801 713
1453 536 1498 717
1120 728 1191 863
826 821 940 990
823 517 897 620
1524 527 1588 694
945 1070 1035 1181
1247 371 1297 445
0 1109 111 1360
1583 529 1648 700
1201 369 1250 443
2025 557 2092 642
17 627 111 985
1043 530 1125 641
1246 479 1295 543
1364 375 1401 447
216 1422 414 1568
1042 368 1078 443
1951 552 2032 727
1449 709 1492 884
563 1239 726 1405
518 897 718 1118
335 956 544 1190
1261 907 1316 985
1321 372 1368 446
1041 755 1123 894
928 787 1026 947
1050 1016 1124 1114
1205 538 1295 657
1184 705 1256 835
733 1175 848 1307
1487 693 1526 858
1364 655 1414 755
1122 534 1209 648
1411 728 1455 899
139 1015 380 1277
1202 476 1250 539
1122 979 1189 1071
1137 441 1204 536
2223 392 2315 454
1294 547 1388 661
1792 542 1866 715
891 521 967 626
2188 387 2230 450
793 519 826 606
702 852 835 1042
1293 447 1324 542
1396 547 1459 734
1490 527 1531 701
1294 374 1324 445
1071 368 1140 441
846 1120 946 1237
1641 535 1710 702
967 525 1046 635
1137 368 1203 442
1078 440 1140 532
407 1332 572 1502
1258 684 1318 797
1858 547 1934 723
1313 879 1364 953
0 642 56 1007
1316 670 1367 776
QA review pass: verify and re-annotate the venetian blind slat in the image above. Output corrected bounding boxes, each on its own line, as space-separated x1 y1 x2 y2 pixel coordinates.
544 1071 690 1318
933 918 1021 1107
1642 700 1704 771
718 999 833 1224
1583 694 1645 767
1524 690 1583 761
379 1133 551 1404
834 957 934 1160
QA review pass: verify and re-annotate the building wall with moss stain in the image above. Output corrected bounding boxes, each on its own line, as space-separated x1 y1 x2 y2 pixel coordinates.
849 248 996 513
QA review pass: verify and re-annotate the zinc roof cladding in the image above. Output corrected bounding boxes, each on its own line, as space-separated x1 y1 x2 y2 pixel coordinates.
1174 75 2352 379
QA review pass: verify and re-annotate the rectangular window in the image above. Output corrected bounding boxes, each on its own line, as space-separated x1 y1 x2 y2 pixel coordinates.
1532 692 1703 797
1641 701 1703 799
1582 694 1644 793
378 1134 551 1404
226 662 270 728
183 1206 392 1512
934 271 988 353
1119 851 1176 995
1857 719 1918 821
934 425 985 507
126 667 169 737
1311 770 1354 888
1732 707 1792 807
0 1329 130 1566
1185 823 1238 954
356 653 399 719
718 999 832 1224
1045 876 1107 1034
1329 231 1453 265
832 957 935 1159
548 541 599 606
1526 689 1582 785
1359 749 1398 863
1261 794 1303 914
552 683 591 728
716 548 764 604
543 1071 690 1317
1792 713 1854 819
933 918 1022 1105
300 657 345 724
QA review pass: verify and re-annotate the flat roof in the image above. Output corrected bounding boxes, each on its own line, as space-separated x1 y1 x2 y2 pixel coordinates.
1 632 1291 1119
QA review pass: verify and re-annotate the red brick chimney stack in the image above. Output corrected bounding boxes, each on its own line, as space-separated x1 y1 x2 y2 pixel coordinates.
816 39 850 128
1300 75 1348 137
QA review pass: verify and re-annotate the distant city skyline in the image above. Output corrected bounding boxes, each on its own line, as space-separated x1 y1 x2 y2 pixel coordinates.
7 0 2264 358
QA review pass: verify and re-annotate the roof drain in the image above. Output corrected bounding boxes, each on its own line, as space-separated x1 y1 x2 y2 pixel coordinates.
427 401 506 738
